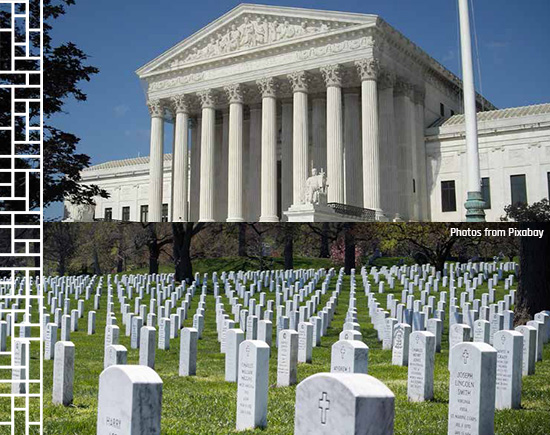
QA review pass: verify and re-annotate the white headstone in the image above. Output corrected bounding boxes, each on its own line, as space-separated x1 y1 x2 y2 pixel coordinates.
493 330 523 410
448 342 497 435
294 373 395 435
236 340 269 430
179 327 198 376
97 365 163 435
277 329 298 387
225 328 244 382
407 331 435 402
330 339 369 374
139 326 156 369
52 341 75 406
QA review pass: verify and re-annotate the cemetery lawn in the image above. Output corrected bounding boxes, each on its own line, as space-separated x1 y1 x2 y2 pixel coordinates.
36 261 550 435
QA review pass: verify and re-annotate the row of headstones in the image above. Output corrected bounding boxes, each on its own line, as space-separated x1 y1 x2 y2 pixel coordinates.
45 266 345 404
47 265 346 410
91 319 542 435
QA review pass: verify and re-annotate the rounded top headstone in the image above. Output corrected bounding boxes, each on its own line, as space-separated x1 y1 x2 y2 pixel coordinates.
100 364 163 385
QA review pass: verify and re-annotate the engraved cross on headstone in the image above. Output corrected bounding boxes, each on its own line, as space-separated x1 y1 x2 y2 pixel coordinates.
318 392 330 425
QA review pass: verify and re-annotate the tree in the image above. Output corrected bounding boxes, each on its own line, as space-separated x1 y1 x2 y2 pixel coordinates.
44 223 77 275
133 224 172 274
0 1 108 211
343 223 356 274
306 223 346 258
515 223 550 324
238 223 247 257
172 223 206 283
380 223 482 271
502 199 550 222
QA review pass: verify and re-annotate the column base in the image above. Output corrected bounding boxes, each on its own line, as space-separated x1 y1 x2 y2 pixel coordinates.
375 210 388 222
198 218 216 223
259 215 279 222
392 214 404 222
226 217 245 223
464 191 486 222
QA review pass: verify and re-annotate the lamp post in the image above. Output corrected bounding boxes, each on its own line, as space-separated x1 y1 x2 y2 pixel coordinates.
458 0 486 221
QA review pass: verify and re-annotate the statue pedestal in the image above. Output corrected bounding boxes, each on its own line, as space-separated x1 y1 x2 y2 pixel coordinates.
284 203 359 222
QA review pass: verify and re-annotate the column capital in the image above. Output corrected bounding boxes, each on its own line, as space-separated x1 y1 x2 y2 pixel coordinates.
224 83 245 104
320 64 343 87
170 94 190 114
378 70 396 90
147 99 165 118
413 86 426 106
394 78 414 99
355 58 380 81
256 77 278 98
287 70 310 93
197 89 216 109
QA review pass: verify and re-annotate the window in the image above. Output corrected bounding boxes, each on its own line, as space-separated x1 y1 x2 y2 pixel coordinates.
161 204 169 222
440 103 445 117
481 177 491 209
412 179 416 193
441 180 457 212
510 175 527 205
104 208 112 222
121 206 130 222
140 205 148 223
450 109 455 116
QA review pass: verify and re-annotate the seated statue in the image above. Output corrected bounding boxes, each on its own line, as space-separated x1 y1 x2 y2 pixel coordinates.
304 168 328 205
65 202 96 222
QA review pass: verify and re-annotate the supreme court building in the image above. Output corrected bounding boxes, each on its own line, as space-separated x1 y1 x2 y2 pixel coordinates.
66 4 550 222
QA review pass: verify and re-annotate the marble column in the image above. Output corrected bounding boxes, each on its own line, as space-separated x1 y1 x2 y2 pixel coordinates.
217 109 229 221
394 79 415 221
147 99 165 223
225 84 244 222
189 117 201 222
356 58 383 219
281 100 293 218
198 90 216 222
343 89 362 207
413 87 428 221
320 64 344 204
248 104 262 221
288 71 309 206
170 95 189 222
257 77 278 222
312 96 327 173
378 71 398 220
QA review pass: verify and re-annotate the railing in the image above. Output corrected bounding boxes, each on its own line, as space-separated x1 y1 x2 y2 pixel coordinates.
327 203 376 221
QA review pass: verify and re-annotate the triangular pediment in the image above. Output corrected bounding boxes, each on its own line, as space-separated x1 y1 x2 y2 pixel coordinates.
136 3 377 78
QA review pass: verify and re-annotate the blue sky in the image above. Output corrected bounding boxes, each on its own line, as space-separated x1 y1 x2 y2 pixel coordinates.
46 0 550 218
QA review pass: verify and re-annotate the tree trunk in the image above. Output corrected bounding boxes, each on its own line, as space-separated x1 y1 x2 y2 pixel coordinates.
116 256 123 273
515 222 550 324
284 227 294 270
92 248 101 275
238 223 247 257
57 255 66 276
173 223 194 284
344 223 356 275
320 223 330 258
149 240 160 275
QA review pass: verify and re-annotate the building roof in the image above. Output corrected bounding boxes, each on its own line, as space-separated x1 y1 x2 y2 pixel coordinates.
83 154 173 172
431 103 550 128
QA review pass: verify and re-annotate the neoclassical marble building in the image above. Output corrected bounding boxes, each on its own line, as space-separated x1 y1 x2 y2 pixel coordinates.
67 4 550 222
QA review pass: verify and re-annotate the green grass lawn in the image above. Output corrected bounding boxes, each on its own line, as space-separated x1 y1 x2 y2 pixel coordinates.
39 261 550 435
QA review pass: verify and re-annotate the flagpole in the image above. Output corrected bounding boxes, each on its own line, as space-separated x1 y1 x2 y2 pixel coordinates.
458 0 486 222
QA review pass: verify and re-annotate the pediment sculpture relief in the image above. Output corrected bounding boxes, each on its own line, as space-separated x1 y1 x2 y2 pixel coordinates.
171 16 340 67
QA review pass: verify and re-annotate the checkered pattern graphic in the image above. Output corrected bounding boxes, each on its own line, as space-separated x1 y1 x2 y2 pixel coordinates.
0 0 43 434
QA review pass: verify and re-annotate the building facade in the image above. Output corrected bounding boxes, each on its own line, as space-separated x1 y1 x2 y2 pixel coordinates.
65 5 550 222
